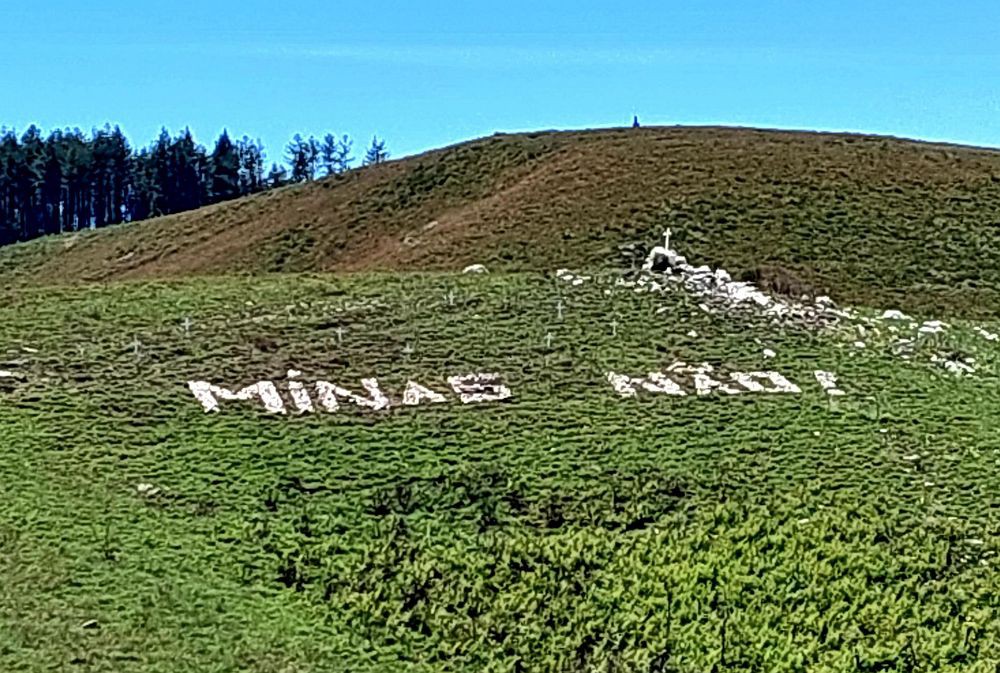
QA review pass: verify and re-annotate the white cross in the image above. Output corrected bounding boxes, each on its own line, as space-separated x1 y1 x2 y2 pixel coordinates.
403 343 415 356
610 319 618 337
128 337 142 359
545 332 553 349
447 291 456 307
556 300 564 320
664 228 671 250
335 326 345 345
182 317 192 337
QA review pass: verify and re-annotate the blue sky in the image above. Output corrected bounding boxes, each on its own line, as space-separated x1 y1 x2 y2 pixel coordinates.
3 1 999 163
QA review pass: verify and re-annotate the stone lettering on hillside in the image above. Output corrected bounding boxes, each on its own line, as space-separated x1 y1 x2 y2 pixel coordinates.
188 371 511 415
606 364 844 398
187 364 843 415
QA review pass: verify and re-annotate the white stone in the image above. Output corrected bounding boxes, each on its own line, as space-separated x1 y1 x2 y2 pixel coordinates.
974 326 999 341
188 381 287 414
447 373 512 404
813 370 846 396
402 381 448 406
730 371 801 394
315 378 391 411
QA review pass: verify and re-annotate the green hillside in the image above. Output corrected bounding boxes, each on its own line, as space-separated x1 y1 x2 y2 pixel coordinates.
3 257 1000 670
3 126 1000 317
4 127 1000 671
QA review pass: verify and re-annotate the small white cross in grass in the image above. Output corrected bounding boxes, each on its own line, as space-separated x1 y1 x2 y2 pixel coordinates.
402 342 415 356
182 317 193 338
610 319 618 337
335 326 345 345
446 290 456 307
555 300 564 320
545 332 554 349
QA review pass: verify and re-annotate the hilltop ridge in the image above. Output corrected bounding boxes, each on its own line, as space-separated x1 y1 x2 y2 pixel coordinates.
3 125 1000 315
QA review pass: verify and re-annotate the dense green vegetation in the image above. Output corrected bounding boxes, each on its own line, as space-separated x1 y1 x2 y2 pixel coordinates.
3 269 1000 671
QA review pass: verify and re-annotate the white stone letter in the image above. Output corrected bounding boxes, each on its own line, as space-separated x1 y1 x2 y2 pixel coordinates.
730 371 801 394
187 380 286 414
286 370 315 413
447 373 512 404
693 373 743 396
314 378 391 412
607 372 640 398
643 372 687 396
402 381 447 406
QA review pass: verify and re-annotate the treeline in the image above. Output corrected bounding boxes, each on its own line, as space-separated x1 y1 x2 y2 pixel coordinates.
0 125 390 247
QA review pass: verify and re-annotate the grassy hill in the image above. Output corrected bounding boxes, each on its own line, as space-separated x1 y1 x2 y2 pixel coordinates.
4 127 1000 671
3 126 1000 315
3 269 1000 671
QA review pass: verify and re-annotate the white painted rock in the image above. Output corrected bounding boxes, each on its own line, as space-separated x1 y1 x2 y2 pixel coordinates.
462 264 488 274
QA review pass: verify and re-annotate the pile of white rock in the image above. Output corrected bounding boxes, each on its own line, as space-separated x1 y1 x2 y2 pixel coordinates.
640 232 846 328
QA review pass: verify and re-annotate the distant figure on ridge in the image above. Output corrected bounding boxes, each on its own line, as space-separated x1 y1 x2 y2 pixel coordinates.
632 115 640 128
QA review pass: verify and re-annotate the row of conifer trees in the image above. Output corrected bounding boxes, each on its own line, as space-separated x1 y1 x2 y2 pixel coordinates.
0 125 389 247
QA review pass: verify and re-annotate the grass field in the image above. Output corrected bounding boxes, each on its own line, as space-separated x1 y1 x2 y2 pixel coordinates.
4 262 1000 671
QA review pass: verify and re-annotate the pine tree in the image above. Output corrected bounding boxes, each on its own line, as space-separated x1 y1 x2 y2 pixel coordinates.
320 133 354 176
286 134 311 182
362 135 389 166
237 136 265 195
266 163 288 188
209 130 241 202
171 128 207 213
16 126 46 239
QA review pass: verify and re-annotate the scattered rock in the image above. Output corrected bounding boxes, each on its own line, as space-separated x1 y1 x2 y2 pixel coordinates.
974 326 999 341
463 264 489 274
919 320 947 334
931 352 975 375
136 483 161 497
814 370 846 396
642 237 841 329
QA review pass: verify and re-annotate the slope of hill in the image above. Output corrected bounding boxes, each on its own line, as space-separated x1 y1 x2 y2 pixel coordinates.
3 261 1000 671
3 126 1000 315
5 127 1000 670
